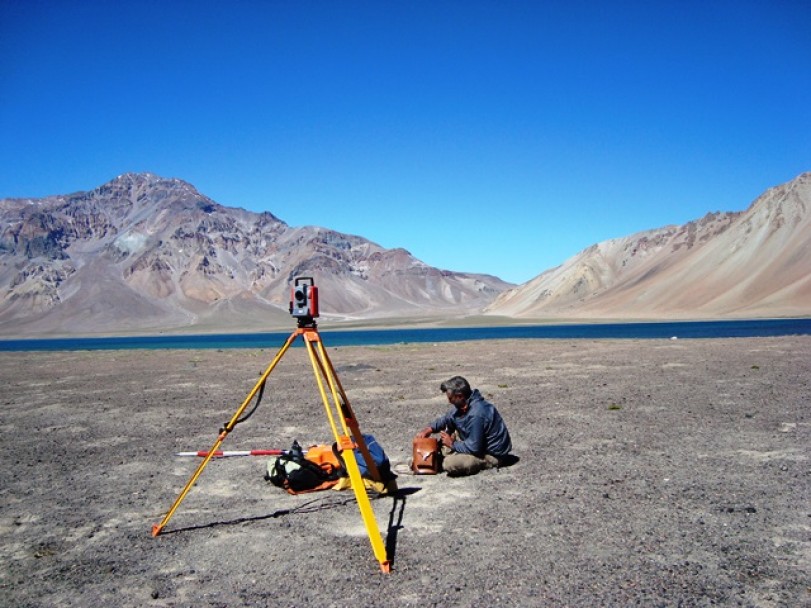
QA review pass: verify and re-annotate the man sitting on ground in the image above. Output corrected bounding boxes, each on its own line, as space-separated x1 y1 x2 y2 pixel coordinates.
415 376 512 477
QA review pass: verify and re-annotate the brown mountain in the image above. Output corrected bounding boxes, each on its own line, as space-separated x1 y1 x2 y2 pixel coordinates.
486 172 811 320
0 173 512 336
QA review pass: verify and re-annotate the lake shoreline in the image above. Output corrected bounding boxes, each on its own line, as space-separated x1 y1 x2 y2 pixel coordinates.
1 317 810 351
2 312 809 341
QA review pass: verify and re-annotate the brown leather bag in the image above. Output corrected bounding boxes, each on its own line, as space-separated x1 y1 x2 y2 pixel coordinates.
412 437 441 474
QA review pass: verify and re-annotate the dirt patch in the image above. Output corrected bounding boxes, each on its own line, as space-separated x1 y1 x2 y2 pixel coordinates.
1 337 809 606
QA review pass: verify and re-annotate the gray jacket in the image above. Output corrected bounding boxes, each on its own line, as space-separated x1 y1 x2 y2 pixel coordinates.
430 389 512 458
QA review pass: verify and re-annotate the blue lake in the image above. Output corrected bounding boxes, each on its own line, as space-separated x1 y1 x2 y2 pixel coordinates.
0 318 809 352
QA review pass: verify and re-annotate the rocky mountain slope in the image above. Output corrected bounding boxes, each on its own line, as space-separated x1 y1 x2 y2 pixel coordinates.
0 173 511 336
486 172 811 319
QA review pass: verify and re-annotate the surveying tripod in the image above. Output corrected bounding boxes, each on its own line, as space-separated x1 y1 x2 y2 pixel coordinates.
151 312 392 573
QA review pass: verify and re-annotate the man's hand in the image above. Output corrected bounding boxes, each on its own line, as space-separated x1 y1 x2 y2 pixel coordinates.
415 427 433 439
439 430 454 448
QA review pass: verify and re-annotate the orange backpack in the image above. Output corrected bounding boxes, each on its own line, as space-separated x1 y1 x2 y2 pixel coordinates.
304 444 342 473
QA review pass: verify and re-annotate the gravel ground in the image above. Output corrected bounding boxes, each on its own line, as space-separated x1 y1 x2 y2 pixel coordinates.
1 336 809 607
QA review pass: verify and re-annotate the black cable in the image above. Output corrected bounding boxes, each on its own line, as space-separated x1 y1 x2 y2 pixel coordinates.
221 378 266 433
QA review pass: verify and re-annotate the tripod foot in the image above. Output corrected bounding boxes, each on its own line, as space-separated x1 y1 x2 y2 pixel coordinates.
151 523 164 537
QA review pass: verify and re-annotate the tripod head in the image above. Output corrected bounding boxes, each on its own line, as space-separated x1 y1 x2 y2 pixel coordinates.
290 277 319 327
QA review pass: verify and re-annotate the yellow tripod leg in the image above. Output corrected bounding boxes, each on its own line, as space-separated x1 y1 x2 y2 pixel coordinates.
338 435 391 573
314 340 383 482
151 329 300 537
302 332 391 572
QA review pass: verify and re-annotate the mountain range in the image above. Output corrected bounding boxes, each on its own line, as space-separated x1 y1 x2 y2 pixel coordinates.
0 173 510 337
487 171 810 320
1 171 808 337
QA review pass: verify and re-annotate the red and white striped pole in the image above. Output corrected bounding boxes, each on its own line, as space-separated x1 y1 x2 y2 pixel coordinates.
175 449 288 458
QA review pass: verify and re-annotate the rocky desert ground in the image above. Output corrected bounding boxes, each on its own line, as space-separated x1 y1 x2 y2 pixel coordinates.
1 336 809 607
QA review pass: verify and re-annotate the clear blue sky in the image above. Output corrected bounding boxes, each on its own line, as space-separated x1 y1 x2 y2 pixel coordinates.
1 1 809 284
